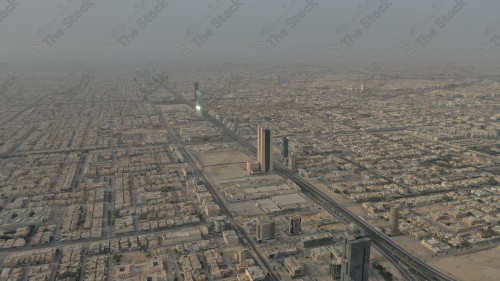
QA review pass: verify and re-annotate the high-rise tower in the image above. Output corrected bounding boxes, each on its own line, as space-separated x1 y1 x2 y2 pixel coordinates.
282 137 289 159
255 218 276 242
257 126 273 173
194 82 199 102
195 90 204 117
341 226 371 281
288 215 301 235
193 82 204 117
389 206 400 236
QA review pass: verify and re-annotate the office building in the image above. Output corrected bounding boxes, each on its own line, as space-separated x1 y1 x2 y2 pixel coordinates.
237 249 249 263
330 258 342 280
282 137 289 159
284 257 304 278
195 90 204 117
194 82 199 102
288 215 301 235
245 266 265 281
301 233 335 248
288 152 296 170
193 82 204 117
341 225 371 281
257 126 273 173
389 206 400 235
255 218 275 242
223 230 238 246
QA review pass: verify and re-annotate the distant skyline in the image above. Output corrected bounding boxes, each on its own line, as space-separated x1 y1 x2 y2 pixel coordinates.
1 0 500 71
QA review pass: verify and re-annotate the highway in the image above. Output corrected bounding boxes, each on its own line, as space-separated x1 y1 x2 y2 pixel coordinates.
179 146 279 281
211 114 456 281
160 82 457 281
150 95 279 281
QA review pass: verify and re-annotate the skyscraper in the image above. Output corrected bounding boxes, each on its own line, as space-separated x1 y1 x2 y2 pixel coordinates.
255 218 275 242
288 215 301 235
288 152 296 170
195 90 204 117
257 126 273 173
282 137 289 159
194 82 199 102
389 206 400 236
341 226 371 281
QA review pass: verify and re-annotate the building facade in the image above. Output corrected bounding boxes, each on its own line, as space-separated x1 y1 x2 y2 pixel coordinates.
257 126 273 173
255 218 275 242
289 215 301 235
341 231 371 281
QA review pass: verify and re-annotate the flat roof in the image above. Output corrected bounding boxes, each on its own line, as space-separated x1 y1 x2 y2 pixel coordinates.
271 193 307 207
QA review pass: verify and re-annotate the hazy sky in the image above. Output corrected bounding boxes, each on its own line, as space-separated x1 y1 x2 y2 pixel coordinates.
1 0 499 71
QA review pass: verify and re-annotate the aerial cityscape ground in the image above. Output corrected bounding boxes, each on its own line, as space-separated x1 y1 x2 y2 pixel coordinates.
0 62 498 281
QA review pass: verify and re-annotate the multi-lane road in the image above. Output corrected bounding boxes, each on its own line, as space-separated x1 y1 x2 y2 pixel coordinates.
151 93 279 281
161 82 458 281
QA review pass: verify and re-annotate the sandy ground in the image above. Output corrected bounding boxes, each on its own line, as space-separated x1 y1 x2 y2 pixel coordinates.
429 246 500 281
391 235 431 259
228 201 265 216
118 251 149 265
196 150 252 167
204 163 249 181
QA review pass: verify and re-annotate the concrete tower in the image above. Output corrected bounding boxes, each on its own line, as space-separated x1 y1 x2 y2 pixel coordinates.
389 206 400 235
341 226 371 281
257 126 273 173
288 215 301 235
255 218 276 242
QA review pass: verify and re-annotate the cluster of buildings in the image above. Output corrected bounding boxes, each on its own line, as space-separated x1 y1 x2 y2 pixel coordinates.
0 64 498 280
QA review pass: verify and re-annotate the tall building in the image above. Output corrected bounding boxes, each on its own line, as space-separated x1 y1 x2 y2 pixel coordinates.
195 90 204 117
257 126 273 173
389 206 400 235
330 259 342 280
282 137 289 159
255 218 275 242
288 215 301 235
194 82 199 102
341 226 371 281
288 152 296 170
193 82 204 117
234 117 240 133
